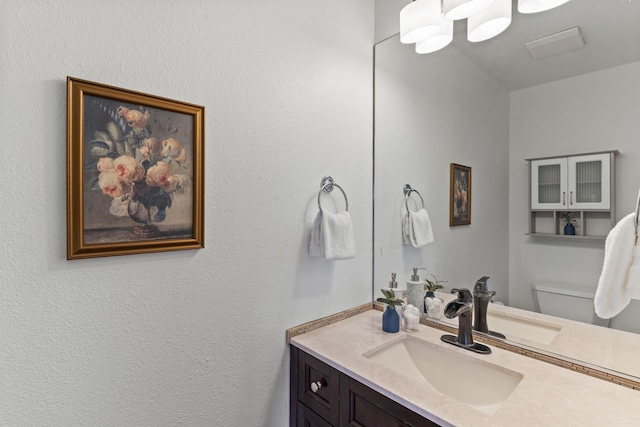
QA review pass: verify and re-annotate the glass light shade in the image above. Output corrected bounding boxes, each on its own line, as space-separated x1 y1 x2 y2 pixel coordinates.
400 0 442 44
517 0 571 14
443 0 495 21
467 0 512 42
415 15 454 54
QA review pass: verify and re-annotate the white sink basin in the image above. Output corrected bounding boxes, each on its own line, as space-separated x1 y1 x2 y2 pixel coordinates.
364 336 523 415
486 312 562 346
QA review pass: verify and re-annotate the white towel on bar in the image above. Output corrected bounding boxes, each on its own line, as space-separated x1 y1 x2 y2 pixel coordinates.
625 242 640 301
594 213 638 319
309 211 323 257
402 212 411 245
402 208 434 248
309 210 356 260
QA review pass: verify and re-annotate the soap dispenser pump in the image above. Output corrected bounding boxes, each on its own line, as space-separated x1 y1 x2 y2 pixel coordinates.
407 267 426 312
390 272 398 288
388 272 404 299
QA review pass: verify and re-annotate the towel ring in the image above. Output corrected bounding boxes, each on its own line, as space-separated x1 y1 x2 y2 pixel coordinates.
403 184 425 213
318 176 349 212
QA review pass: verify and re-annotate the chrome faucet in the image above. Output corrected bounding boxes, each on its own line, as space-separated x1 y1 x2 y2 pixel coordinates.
472 277 506 339
441 288 491 354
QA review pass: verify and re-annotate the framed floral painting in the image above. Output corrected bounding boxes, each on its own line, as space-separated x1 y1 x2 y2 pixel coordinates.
450 163 471 226
67 77 205 259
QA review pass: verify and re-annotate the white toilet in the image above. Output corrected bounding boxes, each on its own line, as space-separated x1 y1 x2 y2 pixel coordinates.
533 281 610 328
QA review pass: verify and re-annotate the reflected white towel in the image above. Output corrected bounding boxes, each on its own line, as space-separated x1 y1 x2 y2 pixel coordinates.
402 213 411 245
308 210 356 260
626 244 640 300
402 208 434 248
410 208 434 248
594 213 637 318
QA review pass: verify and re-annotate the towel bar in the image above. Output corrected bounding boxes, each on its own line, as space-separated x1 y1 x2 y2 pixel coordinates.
318 176 349 212
403 184 425 212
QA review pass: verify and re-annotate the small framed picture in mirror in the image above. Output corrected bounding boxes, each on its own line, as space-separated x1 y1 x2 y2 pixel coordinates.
450 163 471 226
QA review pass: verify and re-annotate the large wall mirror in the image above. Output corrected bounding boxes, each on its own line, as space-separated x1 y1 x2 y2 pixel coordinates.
374 0 640 382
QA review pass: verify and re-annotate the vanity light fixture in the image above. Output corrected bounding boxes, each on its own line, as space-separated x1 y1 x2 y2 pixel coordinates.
416 14 454 54
467 0 512 43
518 0 571 15
400 0 571 54
400 0 442 44
443 0 495 21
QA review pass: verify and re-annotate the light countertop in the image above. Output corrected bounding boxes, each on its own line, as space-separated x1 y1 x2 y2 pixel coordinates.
290 310 640 427
431 291 640 381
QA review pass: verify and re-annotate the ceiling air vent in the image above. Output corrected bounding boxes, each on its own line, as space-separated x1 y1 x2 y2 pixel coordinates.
525 27 585 59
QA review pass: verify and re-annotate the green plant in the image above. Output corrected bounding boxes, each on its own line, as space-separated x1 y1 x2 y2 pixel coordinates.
425 275 447 293
560 212 577 225
376 288 404 309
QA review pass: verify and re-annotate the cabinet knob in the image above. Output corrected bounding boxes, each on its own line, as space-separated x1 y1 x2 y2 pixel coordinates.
563 191 566 206
570 191 573 205
310 381 323 393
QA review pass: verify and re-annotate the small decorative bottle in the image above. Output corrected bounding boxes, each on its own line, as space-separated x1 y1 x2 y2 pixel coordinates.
382 306 400 333
388 273 404 326
377 288 402 333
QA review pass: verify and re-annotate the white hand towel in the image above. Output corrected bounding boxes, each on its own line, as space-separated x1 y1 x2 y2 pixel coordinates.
321 211 356 260
309 211 323 257
402 212 411 245
404 208 434 248
625 240 640 300
594 213 636 318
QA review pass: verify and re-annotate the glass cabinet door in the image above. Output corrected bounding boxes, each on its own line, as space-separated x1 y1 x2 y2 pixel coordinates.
531 158 568 210
568 153 610 210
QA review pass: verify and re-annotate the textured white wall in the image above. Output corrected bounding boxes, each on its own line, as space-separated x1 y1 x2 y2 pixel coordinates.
374 0 406 43
509 61 640 333
0 1 374 425
374 39 510 302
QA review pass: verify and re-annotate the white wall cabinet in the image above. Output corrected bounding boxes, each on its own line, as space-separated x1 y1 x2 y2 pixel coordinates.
527 151 617 239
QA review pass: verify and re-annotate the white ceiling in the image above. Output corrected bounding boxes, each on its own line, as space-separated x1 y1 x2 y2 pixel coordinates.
379 0 640 91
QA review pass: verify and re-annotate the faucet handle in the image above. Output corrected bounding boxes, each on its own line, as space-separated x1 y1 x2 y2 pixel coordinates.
473 276 490 293
451 288 473 303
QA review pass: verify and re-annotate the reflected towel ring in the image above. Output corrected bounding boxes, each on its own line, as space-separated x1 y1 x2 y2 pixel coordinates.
318 176 349 212
403 184 425 213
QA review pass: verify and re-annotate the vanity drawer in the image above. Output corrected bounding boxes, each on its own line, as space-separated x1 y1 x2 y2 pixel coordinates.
297 349 340 426
340 375 439 427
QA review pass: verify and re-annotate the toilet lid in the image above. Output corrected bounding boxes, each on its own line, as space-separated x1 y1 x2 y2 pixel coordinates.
533 281 595 300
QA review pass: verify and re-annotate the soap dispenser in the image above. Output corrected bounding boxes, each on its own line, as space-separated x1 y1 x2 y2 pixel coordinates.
407 268 426 313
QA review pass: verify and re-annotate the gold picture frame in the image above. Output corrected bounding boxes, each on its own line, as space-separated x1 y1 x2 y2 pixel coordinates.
67 77 205 259
450 163 471 226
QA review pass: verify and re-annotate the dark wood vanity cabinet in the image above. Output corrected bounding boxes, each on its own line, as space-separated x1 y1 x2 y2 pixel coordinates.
290 346 441 427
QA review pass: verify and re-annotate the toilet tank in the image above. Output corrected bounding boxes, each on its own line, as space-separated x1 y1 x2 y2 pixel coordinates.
533 281 610 328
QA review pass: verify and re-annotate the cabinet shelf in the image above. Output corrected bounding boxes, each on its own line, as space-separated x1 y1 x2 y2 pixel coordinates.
525 232 606 241
527 209 614 239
